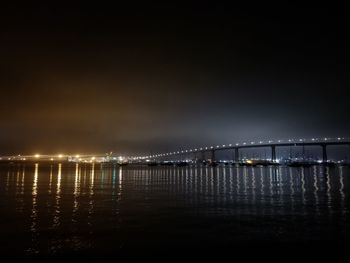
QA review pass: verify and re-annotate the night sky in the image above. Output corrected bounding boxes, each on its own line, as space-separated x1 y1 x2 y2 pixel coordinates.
1 2 349 155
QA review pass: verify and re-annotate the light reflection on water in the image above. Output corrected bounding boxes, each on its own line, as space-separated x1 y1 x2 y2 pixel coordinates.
0 163 349 256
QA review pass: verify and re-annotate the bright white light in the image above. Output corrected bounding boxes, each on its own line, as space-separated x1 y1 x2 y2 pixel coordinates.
58 154 63 158
35 154 40 158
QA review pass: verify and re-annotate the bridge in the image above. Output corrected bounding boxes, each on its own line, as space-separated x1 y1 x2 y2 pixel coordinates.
129 137 350 164
1 137 349 165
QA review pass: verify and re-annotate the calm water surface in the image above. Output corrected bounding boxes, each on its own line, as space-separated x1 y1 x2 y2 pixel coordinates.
0 163 349 258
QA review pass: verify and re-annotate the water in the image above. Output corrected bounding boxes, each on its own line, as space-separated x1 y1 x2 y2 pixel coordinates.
0 163 349 259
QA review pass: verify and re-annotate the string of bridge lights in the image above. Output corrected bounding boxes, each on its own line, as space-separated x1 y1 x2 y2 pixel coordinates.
129 137 348 160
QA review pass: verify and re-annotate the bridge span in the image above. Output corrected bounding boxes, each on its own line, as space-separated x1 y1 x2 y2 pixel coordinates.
132 137 350 164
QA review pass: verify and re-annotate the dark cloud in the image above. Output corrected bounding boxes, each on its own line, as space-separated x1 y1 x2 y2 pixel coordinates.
1 2 349 155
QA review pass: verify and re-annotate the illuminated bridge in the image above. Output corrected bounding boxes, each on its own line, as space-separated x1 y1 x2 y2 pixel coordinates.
1 137 349 164
130 137 350 164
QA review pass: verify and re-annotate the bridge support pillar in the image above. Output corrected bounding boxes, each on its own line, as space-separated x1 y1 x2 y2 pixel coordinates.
210 150 216 163
200 151 205 162
271 146 276 162
322 144 328 163
193 152 198 163
234 148 239 164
